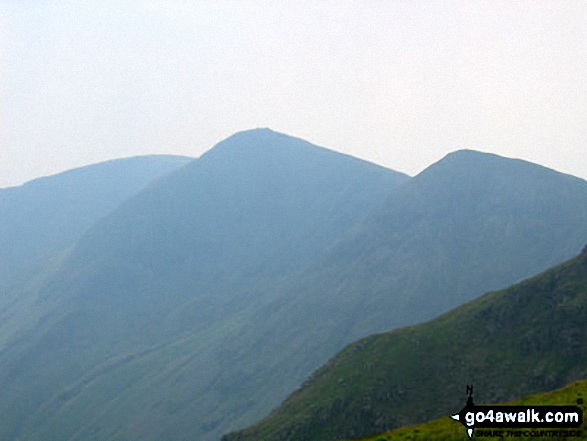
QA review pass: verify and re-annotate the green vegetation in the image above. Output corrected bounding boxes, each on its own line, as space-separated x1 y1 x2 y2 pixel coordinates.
225 247 587 441
347 380 587 441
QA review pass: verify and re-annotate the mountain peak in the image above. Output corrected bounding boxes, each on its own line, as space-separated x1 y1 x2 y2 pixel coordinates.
200 128 307 162
219 127 287 145
413 148 586 190
440 148 521 167
199 128 392 175
233 127 275 135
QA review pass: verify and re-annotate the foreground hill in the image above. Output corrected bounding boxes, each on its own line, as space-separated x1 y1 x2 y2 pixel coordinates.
346 380 587 441
0 154 192 291
224 247 587 441
0 129 407 441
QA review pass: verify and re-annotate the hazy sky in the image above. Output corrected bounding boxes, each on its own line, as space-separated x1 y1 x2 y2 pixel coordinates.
1 1 586 187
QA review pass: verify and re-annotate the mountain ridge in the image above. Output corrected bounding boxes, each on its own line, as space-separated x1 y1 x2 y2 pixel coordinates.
0 130 409 441
0 154 193 297
2 130 587 441
0 154 193 191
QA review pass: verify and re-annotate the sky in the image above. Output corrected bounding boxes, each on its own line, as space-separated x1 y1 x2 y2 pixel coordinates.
1 1 586 188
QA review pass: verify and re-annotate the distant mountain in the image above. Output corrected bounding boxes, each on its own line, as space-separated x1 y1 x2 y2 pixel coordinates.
0 129 408 441
345 380 587 441
212 149 587 440
225 247 587 441
268 149 587 344
0 155 193 291
3 132 587 441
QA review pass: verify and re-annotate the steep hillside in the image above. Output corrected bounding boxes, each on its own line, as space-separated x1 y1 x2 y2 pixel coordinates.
225 247 587 441
0 154 192 291
35 129 407 349
347 380 587 441
0 129 408 441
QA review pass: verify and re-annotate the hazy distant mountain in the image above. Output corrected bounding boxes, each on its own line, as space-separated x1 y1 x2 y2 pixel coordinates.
207 151 587 436
2 131 586 441
0 155 193 291
261 149 587 347
0 129 408 441
225 246 587 441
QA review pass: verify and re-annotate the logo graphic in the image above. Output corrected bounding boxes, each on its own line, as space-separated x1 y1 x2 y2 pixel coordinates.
450 385 583 438
451 384 476 438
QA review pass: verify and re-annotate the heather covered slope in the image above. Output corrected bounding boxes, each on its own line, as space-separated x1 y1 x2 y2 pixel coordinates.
0 154 192 291
224 247 587 441
0 129 408 441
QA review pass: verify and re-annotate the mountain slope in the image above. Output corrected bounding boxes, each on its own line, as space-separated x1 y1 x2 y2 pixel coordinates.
212 150 587 440
3 134 587 441
0 129 408 441
224 246 587 441
347 380 587 441
0 154 193 291
37 129 408 348
255 149 587 348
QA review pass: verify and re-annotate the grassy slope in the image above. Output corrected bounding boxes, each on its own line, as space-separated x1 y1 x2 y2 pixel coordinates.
219 151 587 440
225 247 587 441
347 380 587 441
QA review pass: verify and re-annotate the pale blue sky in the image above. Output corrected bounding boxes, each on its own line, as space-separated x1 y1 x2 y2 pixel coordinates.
1 1 586 187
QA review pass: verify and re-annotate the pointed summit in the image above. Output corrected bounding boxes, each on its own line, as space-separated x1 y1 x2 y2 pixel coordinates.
199 128 376 174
